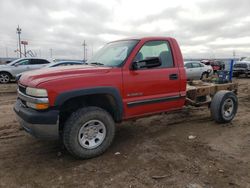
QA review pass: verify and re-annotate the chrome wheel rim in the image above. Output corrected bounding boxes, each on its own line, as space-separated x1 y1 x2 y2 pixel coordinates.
222 98 234 118
0 74 10 83
78 120 106 149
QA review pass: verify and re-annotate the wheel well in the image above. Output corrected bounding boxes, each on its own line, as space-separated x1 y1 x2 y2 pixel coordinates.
0 71 13 78
59 94 120 131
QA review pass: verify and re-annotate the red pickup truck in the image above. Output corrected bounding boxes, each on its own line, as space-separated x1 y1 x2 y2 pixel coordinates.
14 37 238 159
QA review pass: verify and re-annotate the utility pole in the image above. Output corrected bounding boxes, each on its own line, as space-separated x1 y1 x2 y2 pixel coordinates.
16 25 22 58
233 50 236 60
82 40 87 62
85 46 88 61
21 41 28 57
23 43 27 57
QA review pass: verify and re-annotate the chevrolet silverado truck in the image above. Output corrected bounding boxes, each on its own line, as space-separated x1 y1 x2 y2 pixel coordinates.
14 37 238 159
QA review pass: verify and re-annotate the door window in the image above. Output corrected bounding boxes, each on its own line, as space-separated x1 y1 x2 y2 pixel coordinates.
30 59 49 65
133 41 174 69
192 62 201 68
14 59 30 66
184 63 192 69
56 63 74 67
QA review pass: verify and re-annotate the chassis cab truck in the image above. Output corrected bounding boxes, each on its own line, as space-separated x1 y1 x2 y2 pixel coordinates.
14 37 238 159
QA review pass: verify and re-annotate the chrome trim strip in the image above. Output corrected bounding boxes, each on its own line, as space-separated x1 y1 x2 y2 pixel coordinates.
18 89 49 104
18 83 26 88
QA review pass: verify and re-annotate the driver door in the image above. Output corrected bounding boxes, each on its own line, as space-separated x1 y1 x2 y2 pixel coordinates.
122 40 183 118
12 59 31 76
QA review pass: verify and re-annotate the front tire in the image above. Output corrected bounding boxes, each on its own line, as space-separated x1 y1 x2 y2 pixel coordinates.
210 91 238 123
0 72 11 84
63 106 115 159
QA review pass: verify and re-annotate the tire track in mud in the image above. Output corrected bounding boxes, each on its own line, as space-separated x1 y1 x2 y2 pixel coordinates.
0 122 22 142
0 122 24 140
0 92 21 141
0 83 17 94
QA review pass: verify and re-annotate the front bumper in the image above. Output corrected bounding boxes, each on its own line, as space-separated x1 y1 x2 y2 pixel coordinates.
14 100 59 139
233 69 250 74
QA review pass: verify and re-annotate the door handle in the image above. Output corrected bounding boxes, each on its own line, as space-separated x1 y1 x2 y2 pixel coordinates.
169 73 178 80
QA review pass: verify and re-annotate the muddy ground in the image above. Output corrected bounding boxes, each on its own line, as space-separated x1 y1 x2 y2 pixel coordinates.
0 79 249 188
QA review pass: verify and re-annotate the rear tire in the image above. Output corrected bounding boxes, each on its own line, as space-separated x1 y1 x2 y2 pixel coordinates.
210 91 238 123
201 72 209 80
63 106 115 159
0 72 11 84
234 73 239 78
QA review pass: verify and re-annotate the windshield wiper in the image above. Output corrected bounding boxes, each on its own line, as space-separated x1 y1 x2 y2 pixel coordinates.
89 62 104 66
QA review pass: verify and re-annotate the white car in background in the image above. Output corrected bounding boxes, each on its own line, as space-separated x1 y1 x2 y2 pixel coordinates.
184 61 213 80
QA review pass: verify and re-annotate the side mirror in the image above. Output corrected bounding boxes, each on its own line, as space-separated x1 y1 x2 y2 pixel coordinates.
132 57 161 70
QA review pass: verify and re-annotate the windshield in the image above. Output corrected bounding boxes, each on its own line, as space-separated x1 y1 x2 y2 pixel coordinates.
88 40 138 67
241 57 250 61
6 59 21 66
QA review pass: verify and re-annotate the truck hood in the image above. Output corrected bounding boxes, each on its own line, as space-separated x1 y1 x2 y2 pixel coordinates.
237 61 250 64
19 65 112 87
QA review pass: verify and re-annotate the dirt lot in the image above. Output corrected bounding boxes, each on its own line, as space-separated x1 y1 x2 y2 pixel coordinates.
0 79 249 188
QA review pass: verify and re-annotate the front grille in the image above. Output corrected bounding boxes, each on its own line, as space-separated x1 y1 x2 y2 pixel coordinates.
18 84 26 94
234 63 247 68
18 84 27 107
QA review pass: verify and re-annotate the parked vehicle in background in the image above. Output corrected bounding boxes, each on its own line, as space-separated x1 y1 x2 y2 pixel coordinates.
239 57 250 62
233 61 250 77
201 59 225 72
44 60 85 68
239 57 247 61
0 58 52 83
16 61 86 81
184 61 213 80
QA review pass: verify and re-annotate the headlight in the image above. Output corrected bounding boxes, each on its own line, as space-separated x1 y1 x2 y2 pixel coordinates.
26 87 48 97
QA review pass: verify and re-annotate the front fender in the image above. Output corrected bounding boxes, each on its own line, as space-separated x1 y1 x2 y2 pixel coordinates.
0 68 14 77
54 86 123 121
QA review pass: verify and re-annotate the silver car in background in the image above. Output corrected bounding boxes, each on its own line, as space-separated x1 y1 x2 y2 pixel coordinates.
184 61 213 80
0 58 52 83
15 60 86 81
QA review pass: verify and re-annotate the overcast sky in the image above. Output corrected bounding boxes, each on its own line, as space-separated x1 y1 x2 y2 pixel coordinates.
0 0 250 59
